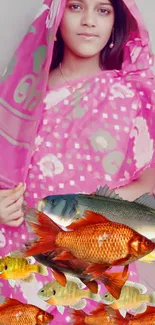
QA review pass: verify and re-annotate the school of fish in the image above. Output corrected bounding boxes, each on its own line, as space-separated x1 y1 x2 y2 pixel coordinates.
2 185 155 324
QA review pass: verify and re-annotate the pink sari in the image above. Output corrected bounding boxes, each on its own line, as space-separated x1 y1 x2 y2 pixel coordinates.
0 0 155 324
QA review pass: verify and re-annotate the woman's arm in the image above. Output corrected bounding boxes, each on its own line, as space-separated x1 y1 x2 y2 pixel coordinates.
115 167 155 201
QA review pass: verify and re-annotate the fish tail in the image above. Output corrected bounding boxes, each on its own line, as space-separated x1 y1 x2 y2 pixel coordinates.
149 291 155 304
101 268 129 300
89 291 101 302
23 206 62 257
37 264 48 276
71 310 87 325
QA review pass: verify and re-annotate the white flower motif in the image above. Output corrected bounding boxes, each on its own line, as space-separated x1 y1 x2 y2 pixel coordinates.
110 83 134 98
44 88 71 110
130 46 142 64
46 0 61 29
130 117 154 169
0 231 6 248
35 135 44 146
38 154 64 178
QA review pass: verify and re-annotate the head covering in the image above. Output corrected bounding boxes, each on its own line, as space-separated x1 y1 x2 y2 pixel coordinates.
0 0 155 189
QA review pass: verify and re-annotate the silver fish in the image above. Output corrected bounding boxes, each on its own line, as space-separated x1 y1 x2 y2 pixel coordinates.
37 185 155 239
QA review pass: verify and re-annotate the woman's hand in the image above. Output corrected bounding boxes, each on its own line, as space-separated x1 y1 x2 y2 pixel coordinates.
0 183 26 227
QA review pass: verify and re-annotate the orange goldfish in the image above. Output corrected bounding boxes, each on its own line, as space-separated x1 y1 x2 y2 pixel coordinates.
0 297 54 325
21 207 154 293
71 303 125 325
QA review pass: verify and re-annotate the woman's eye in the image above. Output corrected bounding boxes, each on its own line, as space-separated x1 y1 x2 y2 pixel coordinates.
69 4 82 11
98 8 109 15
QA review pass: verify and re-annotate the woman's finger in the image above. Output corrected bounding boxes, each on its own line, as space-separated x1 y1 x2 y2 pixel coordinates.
6 196 24 216
6 216 24 227
2 186 25 209
0 183 23 200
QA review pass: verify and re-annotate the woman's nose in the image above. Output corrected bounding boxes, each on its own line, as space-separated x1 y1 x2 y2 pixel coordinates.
81 11 96 27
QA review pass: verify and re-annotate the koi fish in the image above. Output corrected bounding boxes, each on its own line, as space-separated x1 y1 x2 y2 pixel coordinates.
0 297 54 325
102 281 155 317
34 250 129 299
19 207 155 298
38 185 155 240
0 255 48 287
38 276 101 315
71 303 126 325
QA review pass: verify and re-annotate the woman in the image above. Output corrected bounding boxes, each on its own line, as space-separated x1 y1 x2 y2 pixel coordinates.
0 0 155 323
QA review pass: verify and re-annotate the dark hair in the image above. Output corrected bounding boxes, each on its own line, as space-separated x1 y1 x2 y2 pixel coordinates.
50 0 138 71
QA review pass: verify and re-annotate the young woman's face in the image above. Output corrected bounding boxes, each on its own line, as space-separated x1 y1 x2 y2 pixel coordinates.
60 0 115 59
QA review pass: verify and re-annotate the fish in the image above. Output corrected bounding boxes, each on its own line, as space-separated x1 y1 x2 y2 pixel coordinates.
139 250 155 264
38 276 101 315
19 207 155 298
102 280 155 317
34 250 129 299
120 306 155 324
71 303 126 325
0 297 54 325
0 255 48 287
37 185 155 239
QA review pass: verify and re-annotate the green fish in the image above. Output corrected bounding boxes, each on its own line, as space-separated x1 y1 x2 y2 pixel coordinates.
38 275 101 315
37 185 155 239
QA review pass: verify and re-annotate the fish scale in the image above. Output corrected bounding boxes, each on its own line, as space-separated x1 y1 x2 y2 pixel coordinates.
56 223 137 264
0 304 52 325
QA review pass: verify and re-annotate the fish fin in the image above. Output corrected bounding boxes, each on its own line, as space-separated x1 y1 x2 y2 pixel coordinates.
8 279 16 288
119 309 127 318
23 273 35 283
67 210 110 230
0 298 22 310
95 185 123 200
125 281 147 294
57 305 65 315
90 303 107 315
90 291 101 302
101 266 129 300
131 303 147 315
134 193 155 210
52 268 66 287
71 310 86 325
37 264 48 276
70 299 87 310
66 275 86 289
134 306 155 318
149 291 155 304
53 251 75 261
82 280 98 294
22 205 62 257
95 305 129 325
85 263 110 279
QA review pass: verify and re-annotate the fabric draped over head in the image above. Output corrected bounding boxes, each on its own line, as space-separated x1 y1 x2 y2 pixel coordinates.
0 0 155 189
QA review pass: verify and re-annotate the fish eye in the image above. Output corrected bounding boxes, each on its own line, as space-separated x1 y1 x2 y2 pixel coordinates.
53 289 56 295
41 290 44 293
4 265 8 270
145 240 151 247
104 294 108 298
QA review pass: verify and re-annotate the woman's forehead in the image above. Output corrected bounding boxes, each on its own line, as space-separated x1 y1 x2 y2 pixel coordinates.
67 0 113 6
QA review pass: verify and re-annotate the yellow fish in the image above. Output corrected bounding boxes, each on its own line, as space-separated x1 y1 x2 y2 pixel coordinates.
0 256 48 287
102 281 155 317
38 276 101 314
139 250 155 264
